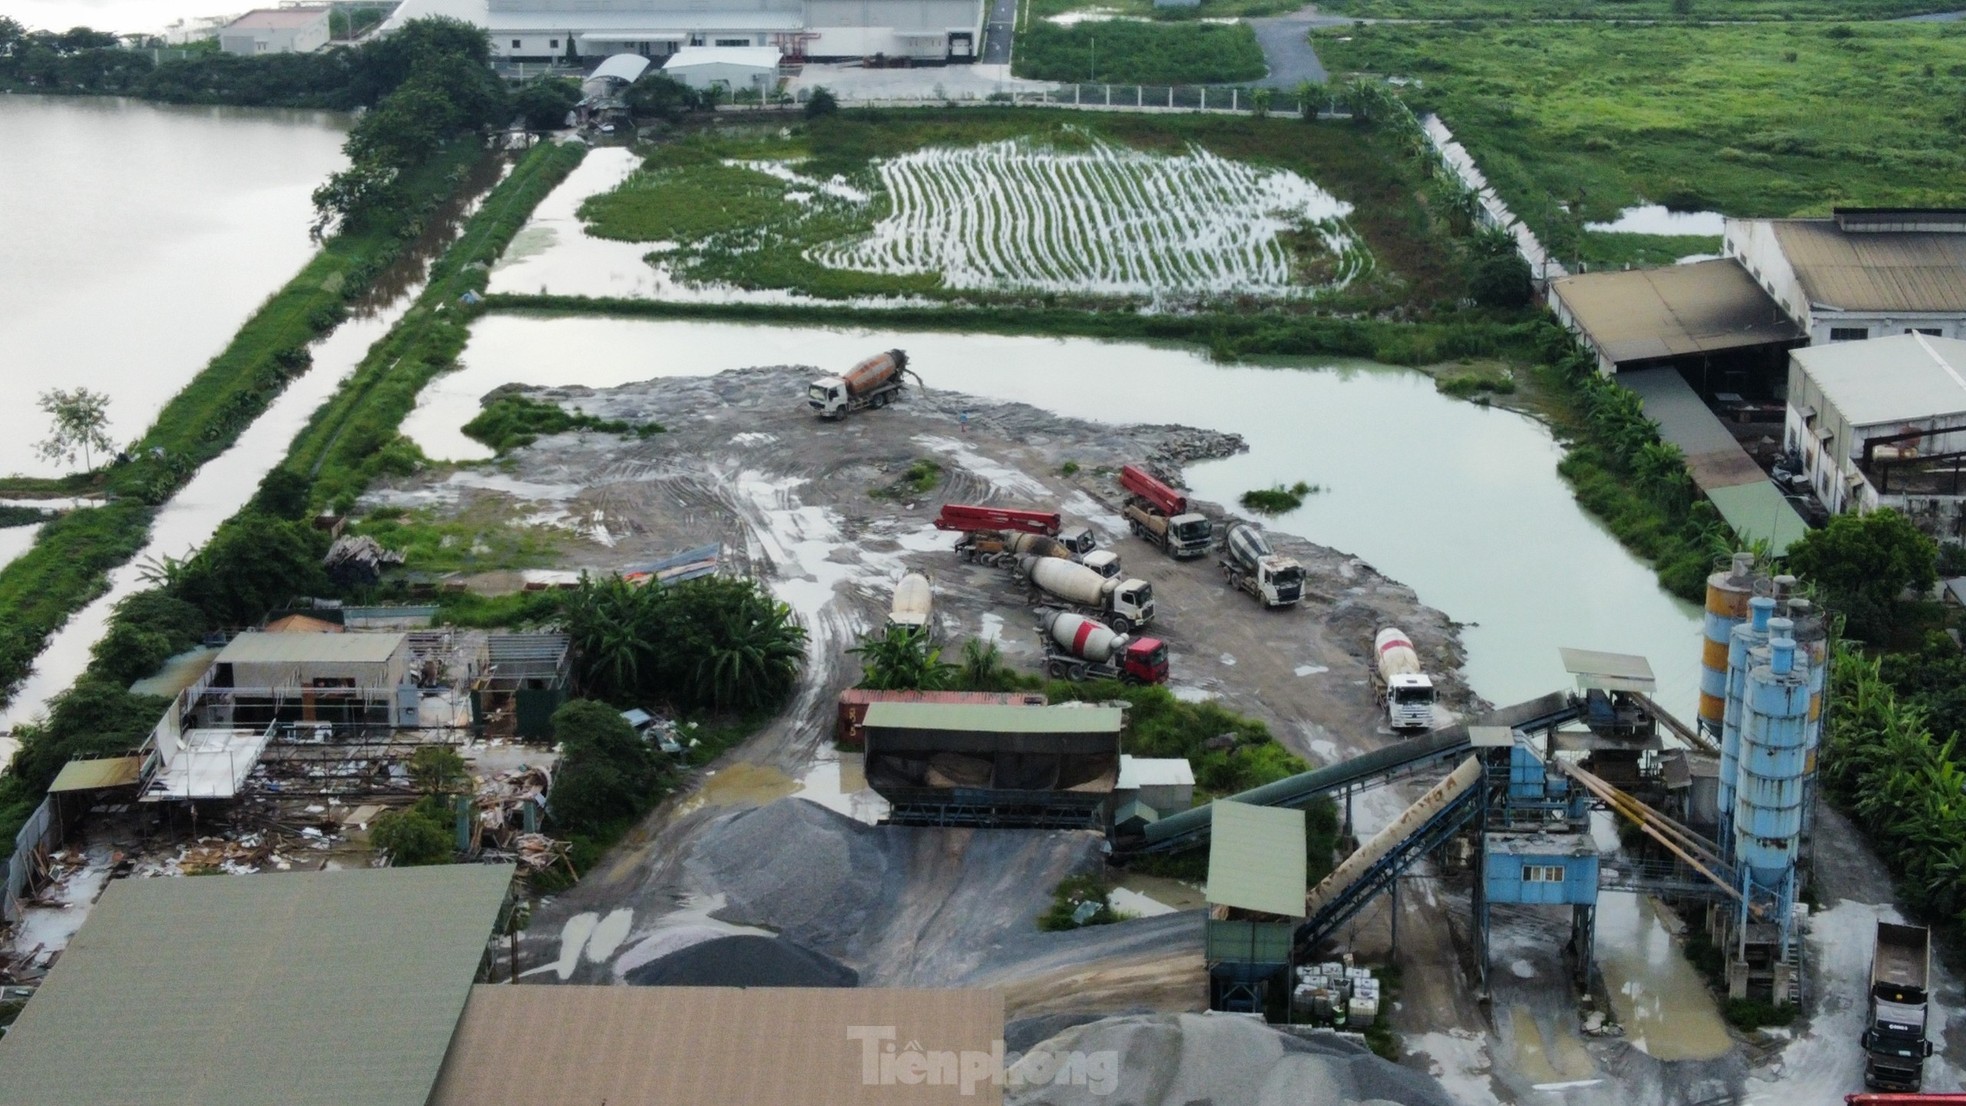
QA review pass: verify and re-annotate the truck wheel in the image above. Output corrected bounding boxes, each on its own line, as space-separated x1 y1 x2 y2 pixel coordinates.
1110 616 1133 634
871 392 887 409
1046 660 1063 678
1071 663 1090 681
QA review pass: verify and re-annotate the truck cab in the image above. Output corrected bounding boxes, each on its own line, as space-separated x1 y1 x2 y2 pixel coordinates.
1081 549 1123 579
1058 526 1097 556
1168 513 1213 558
807 377 849 418
1110 580 1155 632
1260 558 1305 606
1121 637 1170 684
1387 673 1435 731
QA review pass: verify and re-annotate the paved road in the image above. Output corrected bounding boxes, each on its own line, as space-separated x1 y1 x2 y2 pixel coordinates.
1248 5 1333 88
1895 7 1966 18
981 0 1017 64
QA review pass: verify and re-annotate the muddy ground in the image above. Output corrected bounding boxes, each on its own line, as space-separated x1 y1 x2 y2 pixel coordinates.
365 365 1874 1105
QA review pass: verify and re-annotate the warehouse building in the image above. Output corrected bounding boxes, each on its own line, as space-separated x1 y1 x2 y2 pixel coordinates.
1785 333 1966 533
662 46 784 92
1726 209 1966 345
0 865 515 1106
861 701 1122 828
218 7 332 54
383 0 983 64
1547 258 1804 383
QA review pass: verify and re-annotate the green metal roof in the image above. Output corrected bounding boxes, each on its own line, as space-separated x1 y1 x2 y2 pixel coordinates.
1206 800 1306 918
0 864 513 1106
1705 482 1809 557
47 756 142 793
860 702 1123 734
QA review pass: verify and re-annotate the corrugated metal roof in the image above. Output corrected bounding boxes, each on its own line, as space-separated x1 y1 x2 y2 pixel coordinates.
1549 260 1802 367
1769 219 1966 312
862 702 1124 734
1793 333 1966 428
1558 648 1657 693
225 7 329 30
1118 755 1195 788
588 54 651 84
1704 483 1811 557
217 630 405 665
47 756 142 793
666 46 785 69
1622 366 1810 555
264 614 343 633
0 865 513 1106
1205 800 1306 918
428 986 1005 1106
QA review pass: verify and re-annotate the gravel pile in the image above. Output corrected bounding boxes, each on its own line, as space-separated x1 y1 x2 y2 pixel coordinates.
1007 1013 1458 1106
622 933 858 988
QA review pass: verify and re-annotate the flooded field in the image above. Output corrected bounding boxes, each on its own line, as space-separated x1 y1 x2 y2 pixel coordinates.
406 315 1705 718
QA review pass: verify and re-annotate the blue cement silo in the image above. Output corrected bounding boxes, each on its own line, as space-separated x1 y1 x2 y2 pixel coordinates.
1732 628 1810 954
1718 595 1777 846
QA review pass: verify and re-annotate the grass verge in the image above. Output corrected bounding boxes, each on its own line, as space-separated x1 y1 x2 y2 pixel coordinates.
287 141 588 511
0 503 154 705
1011 22 1267 84
1317 0 1950 18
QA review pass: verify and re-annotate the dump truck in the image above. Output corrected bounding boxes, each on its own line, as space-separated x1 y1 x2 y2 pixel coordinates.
1863 921 1935 1091
1037 608 1168 684
1373 628 1436 732
1219 522 1305 608
1022 555 1155 633
1120 464 1212 559
886 573 933 639
807 350 917 418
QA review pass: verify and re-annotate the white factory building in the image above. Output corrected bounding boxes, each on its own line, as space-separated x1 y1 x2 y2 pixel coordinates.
1785 333 1966 532
218 7 333 55
383 0 983 64
1725 209 1966 346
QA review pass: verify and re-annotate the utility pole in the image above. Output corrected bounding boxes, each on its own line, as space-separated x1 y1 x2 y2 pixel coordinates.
1090 37 1096 82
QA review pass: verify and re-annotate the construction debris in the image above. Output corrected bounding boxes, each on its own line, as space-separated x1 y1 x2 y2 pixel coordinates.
324 535 407 587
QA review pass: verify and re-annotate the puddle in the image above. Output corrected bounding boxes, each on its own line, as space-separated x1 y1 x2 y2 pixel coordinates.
673 761 800 816
1594 890 1732 1060
1585 205 1726 237
792 750 890 824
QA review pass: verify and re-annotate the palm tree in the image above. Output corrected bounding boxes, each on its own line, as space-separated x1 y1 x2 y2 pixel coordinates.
694 594 807 711
958 638 1019 692
850 626 954 691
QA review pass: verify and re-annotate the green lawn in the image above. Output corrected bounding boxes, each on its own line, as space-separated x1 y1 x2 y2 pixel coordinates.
1315 0 1956 18
1011 21 1268 83
1319 22 1966 267
578 110 1464 308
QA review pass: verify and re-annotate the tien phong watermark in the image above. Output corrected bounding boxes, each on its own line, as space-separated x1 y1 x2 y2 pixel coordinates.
849 1025 1119 1097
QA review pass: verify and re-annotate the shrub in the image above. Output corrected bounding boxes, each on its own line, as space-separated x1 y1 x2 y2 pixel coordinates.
546 699 674 837
1470 252 1534 308
1038 873 1120 931
371 799 456 866
1240 482 1317 514
805 86 839 118
462 394 649 453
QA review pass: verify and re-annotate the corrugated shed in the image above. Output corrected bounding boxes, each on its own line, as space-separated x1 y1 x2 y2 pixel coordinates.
1206 800 1306 918
1772 220 1966 312
0 865 513 1106
1549 259 1801 367
862 702 1123 735
46 756 142 793
427 986 1005 1106
1792 332 1966 428
217 630 405 665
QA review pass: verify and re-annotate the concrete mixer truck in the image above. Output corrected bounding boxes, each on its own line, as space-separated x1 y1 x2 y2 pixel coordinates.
807 350 919 419
1036 608 1168 684
1022 555 1155 633
1372 628 1436 732
1120 464 1212 559
886 573 934 640
1219 522 1305 608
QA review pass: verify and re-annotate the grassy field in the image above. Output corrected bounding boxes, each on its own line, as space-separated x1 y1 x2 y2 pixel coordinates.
1319 22 1966 268
1025 0 1305 21
1010 21 1267 83
579 110 1465 308
1315 0 1956 17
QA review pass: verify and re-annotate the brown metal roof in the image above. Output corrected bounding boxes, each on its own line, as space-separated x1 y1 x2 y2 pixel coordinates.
428 986 1006 1106
1550 259 1802 367
1770 219 1966 312
46 755 141 793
